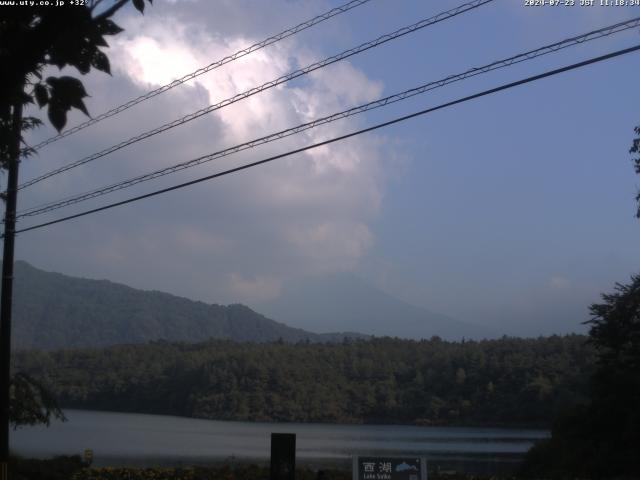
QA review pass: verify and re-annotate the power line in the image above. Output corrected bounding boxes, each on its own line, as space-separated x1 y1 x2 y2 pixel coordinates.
29 0 374 151
11 43 640 237
16 16 640 219
18 0 495 191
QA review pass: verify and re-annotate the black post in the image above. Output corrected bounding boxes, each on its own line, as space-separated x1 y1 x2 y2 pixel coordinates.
270 433 296 480
0 101 23 480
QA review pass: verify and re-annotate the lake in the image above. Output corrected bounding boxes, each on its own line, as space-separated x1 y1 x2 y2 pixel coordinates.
11 410 548 473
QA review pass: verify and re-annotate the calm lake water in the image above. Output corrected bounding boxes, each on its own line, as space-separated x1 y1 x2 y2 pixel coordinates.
11 410 548 472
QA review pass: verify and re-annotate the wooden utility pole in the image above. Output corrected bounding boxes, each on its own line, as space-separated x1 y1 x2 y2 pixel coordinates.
0 100 23 480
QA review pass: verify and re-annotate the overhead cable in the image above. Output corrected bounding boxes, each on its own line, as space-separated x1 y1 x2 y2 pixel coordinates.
12 43 640 236
18 0 495 190
29 0 374 151
16 15 640 219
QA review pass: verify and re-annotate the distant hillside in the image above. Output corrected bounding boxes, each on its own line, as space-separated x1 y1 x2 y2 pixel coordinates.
11 261 364 350
258 272 495 340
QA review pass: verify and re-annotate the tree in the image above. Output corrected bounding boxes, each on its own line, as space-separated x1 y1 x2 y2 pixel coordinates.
632 124 640 218
522 126 640 478
584 274 640 476
0 0 152 473
9 373 65 429
1 0 153 149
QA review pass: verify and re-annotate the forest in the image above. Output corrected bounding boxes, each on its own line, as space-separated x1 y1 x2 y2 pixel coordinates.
14 334 593 427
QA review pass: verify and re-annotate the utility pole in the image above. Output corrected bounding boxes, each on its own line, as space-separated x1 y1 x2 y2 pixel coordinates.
0 100 23 480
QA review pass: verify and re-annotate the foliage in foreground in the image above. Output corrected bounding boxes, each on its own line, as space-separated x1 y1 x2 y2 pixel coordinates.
11 458 511 480
9 455 85 480
71 464 336 480
15 335 592 427
10 372 65 428
1 0 153 161
521 274 640 478
72 466 512 480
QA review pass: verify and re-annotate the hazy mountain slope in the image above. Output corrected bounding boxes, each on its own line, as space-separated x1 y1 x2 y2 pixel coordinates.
257 272 495 340
11 261 360 349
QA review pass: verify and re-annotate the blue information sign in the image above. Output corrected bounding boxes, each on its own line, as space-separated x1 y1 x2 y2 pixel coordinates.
353 456 427 480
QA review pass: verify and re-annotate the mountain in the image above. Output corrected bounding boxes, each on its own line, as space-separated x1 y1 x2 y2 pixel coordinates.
257 272 495 340
11 261 363 350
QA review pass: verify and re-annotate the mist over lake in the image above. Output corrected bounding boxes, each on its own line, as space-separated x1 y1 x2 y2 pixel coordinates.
12 410 548 471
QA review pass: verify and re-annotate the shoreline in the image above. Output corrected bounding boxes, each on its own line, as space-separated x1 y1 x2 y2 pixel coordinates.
59 406 552 430
16 452 527 476
14 410 542 476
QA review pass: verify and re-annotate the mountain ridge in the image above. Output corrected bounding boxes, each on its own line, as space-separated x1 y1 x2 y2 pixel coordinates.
257 271 495 340
11 261 365 349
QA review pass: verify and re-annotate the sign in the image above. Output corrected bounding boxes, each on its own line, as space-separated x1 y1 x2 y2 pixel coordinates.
83 449 93 465
353 456 427 480
270 433 296 480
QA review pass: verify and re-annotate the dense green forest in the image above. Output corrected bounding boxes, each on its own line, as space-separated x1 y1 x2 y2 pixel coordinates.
14 335 593 427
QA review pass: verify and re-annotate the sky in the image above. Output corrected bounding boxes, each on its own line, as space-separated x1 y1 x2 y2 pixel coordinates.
9 0 640 337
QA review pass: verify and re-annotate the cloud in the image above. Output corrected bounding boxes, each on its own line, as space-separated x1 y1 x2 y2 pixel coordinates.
285 221 374 273
17 0 391 305
229 273 282 303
